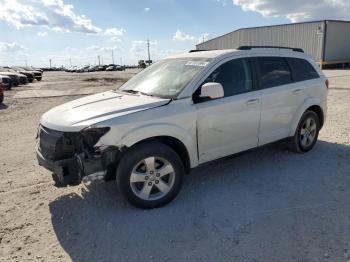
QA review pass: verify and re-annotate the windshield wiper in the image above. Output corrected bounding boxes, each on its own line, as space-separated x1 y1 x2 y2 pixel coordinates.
122 89 154 97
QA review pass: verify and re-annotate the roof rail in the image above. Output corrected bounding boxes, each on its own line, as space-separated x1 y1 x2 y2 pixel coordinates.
189 49 212 53
237 46 304 53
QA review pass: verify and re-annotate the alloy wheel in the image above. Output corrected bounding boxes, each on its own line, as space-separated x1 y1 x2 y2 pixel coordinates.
300 117 317 147
129 156 175 201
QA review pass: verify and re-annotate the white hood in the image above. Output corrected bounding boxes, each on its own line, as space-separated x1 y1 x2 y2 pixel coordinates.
40 90 170 132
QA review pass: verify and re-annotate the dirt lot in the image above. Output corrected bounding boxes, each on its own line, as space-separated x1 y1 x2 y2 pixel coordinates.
0 70 350 262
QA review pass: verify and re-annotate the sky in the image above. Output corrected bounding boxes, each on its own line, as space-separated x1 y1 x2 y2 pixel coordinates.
0 0 349 67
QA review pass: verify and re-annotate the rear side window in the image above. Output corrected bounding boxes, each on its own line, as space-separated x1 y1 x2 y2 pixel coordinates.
258 57 292 89
287 58 319 82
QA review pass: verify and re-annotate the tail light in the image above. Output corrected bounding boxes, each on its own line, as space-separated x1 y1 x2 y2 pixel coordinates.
325 79 329 89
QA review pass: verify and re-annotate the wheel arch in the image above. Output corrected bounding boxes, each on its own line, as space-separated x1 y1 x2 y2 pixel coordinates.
289 98 325 136
126 136 192 174
306 105 324 129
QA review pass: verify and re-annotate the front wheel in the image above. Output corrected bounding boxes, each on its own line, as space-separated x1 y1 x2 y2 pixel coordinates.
116 141 184 209
289 110 320 153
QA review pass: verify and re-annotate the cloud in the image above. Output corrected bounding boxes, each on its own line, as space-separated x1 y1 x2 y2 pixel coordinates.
37 31 48 37
0 42 25 52
173 30 196 41
130 40 158 55
0 0 101 33
233 0 350 22
104 27 125 37
215 0 227 7
144 7 151 12
86 45 119 52
173 30 210 43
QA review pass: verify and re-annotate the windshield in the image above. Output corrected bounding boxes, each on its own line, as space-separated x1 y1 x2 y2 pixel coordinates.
119 58 211 98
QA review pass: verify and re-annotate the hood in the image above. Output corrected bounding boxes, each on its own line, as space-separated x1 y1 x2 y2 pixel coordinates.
0 75 10 80
0 71 18 77
41 90 170 132
20 71 34 76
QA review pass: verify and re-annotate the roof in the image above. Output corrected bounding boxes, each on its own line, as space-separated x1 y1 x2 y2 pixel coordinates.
166 49 237 59
166 47 311 60
196 19 350 48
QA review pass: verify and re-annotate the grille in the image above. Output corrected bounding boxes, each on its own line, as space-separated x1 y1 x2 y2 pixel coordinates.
2 78 10 84
39 125 80 161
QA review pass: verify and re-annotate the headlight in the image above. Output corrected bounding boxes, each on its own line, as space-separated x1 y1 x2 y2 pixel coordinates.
81 127 110 148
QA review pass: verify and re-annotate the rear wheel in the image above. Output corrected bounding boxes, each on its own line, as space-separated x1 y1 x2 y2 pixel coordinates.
116 141 184 209
289 110 320 153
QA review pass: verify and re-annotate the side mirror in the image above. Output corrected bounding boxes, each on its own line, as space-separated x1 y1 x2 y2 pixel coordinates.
200 82 224 99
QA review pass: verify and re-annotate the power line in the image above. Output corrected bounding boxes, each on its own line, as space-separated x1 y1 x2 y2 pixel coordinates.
147 39 151 66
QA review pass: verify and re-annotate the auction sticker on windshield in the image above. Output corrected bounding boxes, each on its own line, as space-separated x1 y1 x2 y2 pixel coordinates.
185 61 209 67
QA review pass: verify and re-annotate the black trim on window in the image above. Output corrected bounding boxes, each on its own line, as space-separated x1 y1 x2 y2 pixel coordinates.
256 56 293 89
193 57 256 104
286 57 320 82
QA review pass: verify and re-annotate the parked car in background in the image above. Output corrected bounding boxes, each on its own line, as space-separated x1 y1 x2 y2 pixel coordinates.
36 47 328 209
0 75 12 90
11 67 35 82
0 83 4 104
106 65 117 71
0 68 20 86
22 67 42 81
1 67 29 85
116 65 126 71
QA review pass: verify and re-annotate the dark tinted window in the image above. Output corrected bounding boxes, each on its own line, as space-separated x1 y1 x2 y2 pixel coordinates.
287 57 319 82
205 58 252 97
258 57 292 88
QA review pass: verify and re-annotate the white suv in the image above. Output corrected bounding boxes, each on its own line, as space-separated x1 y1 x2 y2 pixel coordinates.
37 46 328 208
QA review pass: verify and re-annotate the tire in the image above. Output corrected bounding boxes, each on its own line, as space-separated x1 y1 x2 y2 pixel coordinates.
289 110 320 153
116 141 184 209
0 91 3 104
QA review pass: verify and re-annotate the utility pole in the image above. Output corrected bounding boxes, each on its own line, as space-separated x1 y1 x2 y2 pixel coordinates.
97 55 100 66
69 58 72 67
49 59 52 68
120 57 122 66
147 39 151 66
112 50 115 64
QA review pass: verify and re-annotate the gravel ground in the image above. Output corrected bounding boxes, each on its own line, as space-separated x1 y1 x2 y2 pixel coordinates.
0 70 350 262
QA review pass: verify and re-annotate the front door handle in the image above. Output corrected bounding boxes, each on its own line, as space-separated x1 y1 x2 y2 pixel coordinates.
246 98 260 106
293 89 302 94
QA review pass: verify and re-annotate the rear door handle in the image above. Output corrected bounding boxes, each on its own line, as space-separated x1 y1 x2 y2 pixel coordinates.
293 89 302 94
246 98 260 106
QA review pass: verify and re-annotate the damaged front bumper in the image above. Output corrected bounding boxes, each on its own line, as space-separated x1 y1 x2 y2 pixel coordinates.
36 125 120 186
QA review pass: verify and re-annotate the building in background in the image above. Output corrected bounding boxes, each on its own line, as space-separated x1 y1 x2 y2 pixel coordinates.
196 20 350 68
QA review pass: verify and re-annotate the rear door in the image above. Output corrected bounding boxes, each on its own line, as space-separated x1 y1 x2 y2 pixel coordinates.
257 56 305 145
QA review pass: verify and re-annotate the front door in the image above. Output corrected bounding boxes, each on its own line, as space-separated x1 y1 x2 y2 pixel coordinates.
195 58 261 163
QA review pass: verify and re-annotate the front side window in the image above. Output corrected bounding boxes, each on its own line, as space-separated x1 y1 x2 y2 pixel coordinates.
258 57 292 89
203 58 253 97
287 57 319 82
119 58 211 99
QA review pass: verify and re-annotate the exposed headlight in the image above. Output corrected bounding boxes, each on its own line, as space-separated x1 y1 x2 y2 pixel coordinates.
81 127 110 148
